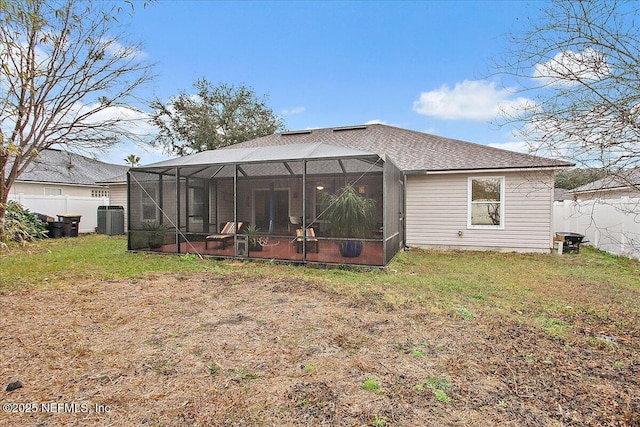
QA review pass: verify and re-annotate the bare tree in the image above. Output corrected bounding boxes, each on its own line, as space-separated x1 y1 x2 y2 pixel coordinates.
0 0 154 231
499 0 640 189
498 0 640 257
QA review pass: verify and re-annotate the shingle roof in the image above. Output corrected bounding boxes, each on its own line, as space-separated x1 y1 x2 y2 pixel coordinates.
226 124 572 173
16 149 129 186
571 169 640 194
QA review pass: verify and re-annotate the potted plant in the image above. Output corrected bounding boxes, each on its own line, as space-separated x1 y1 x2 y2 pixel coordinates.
323 184 376 257
143 222 168 249
246 224 263 252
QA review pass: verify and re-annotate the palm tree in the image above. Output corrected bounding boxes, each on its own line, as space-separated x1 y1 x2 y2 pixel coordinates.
124 154 141 167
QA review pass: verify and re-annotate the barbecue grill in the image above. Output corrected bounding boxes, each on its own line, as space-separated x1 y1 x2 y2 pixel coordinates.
555 232 587 254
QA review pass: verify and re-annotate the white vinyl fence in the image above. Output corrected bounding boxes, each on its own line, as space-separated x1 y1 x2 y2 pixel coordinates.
9 194 109 234
553 197 640 260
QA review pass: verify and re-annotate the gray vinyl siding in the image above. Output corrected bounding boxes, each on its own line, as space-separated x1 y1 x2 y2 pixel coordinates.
406 171 555 252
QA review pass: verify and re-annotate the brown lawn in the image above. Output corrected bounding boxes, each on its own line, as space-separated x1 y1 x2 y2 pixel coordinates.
0 272 638 426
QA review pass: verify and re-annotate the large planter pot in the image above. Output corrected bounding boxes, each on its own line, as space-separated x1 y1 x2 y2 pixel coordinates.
148 236 164 249
144 223 168 250
339 240 363 257
323 185 376 260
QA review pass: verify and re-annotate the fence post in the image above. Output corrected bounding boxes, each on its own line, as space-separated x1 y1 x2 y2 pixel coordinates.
620 197 629 256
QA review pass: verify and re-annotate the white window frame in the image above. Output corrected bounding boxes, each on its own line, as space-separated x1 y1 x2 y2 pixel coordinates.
44 187 63 196
140 185 159 223
467 176 505 229
189 186 204 224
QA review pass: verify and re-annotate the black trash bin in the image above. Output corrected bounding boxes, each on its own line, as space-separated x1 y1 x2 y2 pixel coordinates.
57 214 82 237
47 221 63 238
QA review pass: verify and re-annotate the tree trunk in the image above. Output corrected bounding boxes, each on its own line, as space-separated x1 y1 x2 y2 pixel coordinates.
0 161 7 239
0 147 15 239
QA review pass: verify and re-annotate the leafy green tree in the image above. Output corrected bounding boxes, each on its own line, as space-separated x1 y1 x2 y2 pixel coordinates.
555 168 607 190
0 0 154 234
150 79 286 155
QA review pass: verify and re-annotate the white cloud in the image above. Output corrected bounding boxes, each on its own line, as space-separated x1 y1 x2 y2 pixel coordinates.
282 106 306 115
364 119 388 125
533 48 609 85
102 38 148 60
1 99 158 151
80 104 157 136
413 80 535 121
488 141 530 153
103 140 170 166
64 102 165 165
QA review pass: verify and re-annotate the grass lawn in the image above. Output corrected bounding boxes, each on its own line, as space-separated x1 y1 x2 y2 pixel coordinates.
0 235 638 426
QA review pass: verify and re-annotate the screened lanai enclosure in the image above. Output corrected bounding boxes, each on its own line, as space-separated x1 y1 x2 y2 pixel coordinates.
127 142 404 266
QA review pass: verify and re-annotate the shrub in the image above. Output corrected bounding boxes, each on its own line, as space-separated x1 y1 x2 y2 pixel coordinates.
1 201 48 244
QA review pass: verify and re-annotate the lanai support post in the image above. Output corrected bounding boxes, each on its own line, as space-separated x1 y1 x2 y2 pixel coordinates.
302 160 307 262
176 167 181 254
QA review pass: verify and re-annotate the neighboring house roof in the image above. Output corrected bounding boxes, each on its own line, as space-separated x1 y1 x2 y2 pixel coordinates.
16 149 129 186
226 124 572 173
98 173 130 185
571 169 640 195
554 188 573 201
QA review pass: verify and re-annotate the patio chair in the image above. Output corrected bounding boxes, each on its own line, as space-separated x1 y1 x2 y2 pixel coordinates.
205 221 243 250
289 215 301 232
294 227 319 253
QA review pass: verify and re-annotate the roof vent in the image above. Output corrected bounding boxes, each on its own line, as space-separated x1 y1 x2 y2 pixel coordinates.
282 130 313 136
332 125 368 132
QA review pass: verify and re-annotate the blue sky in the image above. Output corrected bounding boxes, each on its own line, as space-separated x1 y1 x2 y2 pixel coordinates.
106 0 545 165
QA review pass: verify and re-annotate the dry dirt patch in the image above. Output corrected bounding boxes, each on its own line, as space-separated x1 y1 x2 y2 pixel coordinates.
0 273 638 426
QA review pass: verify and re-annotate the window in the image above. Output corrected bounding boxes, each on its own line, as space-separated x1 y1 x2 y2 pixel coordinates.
468 177 504 228
91 189 110 198
141 185 159 222
189 187 204 222
44 187 63 196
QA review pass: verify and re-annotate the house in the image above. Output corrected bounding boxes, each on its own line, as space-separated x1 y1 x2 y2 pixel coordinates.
570 169 640 200
9 148 128 198
554 188 573 202
8 148 128 232
127 124 572 266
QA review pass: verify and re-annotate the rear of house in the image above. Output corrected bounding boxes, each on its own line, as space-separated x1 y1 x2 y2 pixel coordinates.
126 124 570 265
229 124 571 255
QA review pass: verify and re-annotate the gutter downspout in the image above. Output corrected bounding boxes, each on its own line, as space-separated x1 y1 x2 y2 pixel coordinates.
403 173 408 250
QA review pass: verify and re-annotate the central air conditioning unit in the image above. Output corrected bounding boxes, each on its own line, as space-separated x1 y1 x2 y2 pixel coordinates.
236 236 248 257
